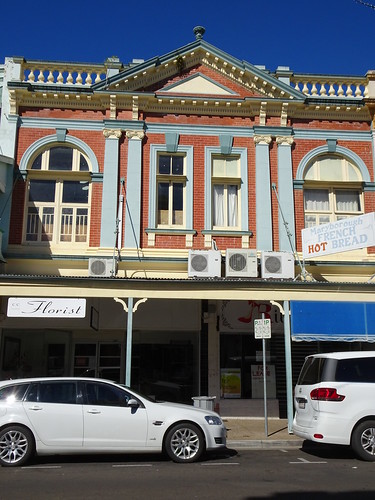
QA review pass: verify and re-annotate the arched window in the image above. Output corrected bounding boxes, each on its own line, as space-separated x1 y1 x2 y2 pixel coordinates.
25 145 91 244
303 154 363 228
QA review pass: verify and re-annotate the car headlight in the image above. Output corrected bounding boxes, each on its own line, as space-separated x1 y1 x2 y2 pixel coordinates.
205 415 222 425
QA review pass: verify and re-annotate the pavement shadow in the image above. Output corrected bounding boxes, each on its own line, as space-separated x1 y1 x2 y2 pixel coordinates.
300 440 356 460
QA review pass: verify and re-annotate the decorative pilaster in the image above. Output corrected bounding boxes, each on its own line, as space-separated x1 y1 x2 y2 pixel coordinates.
276 136 296 251
109 95 117 120
254 135 273 250
124 129 145 249
126 130 145 141
100 128 123 247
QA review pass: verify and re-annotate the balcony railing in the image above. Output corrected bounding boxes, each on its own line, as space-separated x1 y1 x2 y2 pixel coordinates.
21 61 107 86
290 74 368 99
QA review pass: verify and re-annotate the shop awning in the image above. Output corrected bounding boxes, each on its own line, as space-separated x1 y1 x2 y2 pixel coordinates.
291 301 375 342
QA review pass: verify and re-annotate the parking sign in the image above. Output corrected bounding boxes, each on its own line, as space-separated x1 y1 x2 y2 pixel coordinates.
254 318 272 339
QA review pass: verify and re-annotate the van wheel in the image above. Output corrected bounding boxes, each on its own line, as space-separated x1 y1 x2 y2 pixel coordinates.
0 426 35 467
351 420 375 461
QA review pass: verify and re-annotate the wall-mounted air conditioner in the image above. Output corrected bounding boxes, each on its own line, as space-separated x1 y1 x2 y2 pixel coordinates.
261 251 295 279
88 258 117 277
188 250 222 278
225 249 258 278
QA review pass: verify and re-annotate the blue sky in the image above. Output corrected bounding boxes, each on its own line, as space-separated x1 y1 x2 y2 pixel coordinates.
1 0 374 76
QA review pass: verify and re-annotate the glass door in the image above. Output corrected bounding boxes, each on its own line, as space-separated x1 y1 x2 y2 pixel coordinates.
73 342 122 382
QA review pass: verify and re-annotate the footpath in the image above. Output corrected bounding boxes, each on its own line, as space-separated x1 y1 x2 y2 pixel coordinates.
224 418 304 449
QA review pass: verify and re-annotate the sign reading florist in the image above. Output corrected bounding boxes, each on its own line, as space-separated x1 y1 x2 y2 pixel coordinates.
302 212 375 259
7 298 86 318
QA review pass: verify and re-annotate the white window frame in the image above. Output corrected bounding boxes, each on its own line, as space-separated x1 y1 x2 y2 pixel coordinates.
148 145 194 232
24 146 92 246
204 147 248 232
156 153 187 228
303 154 364 228
211 155 241 229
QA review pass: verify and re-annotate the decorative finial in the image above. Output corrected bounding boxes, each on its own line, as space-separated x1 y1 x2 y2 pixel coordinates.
193 26 206 40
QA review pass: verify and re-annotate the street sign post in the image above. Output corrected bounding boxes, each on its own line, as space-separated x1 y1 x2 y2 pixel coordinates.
254 318 271 339
254 316 272 437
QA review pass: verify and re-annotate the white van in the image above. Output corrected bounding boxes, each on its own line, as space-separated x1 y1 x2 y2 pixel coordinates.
293 351 375 461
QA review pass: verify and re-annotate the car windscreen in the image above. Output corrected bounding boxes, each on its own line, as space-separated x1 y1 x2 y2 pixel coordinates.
297 357 330 385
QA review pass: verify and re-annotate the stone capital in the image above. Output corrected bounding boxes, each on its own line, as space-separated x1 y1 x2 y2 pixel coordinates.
276 136 294 147
254 135 272 146
126 130 145 141
103 129 122 140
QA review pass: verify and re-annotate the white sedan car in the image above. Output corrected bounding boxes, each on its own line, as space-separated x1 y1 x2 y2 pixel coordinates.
0 377 226 467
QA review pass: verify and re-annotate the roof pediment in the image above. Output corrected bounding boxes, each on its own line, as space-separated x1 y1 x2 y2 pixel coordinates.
161 73 236 96
94 39 305 102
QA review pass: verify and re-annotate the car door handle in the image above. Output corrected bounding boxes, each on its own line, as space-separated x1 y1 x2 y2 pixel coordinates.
29 405 43 411
87 409 101 414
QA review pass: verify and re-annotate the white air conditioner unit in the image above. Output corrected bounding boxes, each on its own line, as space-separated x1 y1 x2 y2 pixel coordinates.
88 258 117 277
261 251 295 279
188 250 222 278
225 249 258 278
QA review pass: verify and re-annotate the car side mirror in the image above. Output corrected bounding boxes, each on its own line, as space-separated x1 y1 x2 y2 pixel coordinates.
127 398 139 408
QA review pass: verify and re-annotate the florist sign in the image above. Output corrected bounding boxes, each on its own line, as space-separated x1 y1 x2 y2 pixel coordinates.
302 212 375 259
7 298 86 318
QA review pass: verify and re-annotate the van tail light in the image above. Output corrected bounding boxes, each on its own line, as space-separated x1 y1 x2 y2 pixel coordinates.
310 388 345 401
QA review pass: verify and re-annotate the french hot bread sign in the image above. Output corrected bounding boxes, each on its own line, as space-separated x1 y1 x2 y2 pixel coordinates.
302 212 375 259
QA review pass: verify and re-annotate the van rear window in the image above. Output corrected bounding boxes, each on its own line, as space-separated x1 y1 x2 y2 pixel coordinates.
335 357 375 383
297 357 328 385
297 356 375 385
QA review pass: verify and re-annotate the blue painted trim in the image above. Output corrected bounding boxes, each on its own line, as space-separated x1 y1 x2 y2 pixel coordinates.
165 132 179 153
293 128 372 142
253 126 293 136
124 138 142 248
148 144 194 229
219 135 233 155
20 117 145 132
100 136 119 247
19 133 100 174
277 144 295 251
0 162 15 249
202 230 253 236
296 144 371 182
204 147 248 231
255 143 273 250
147 123 255 137
146 228 197 235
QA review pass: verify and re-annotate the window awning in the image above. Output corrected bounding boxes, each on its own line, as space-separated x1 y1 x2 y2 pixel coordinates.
291 301 375 342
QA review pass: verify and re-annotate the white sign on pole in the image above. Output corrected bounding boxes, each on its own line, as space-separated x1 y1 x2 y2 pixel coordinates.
7 298 86 318
254 318 272 339
302 212 375 259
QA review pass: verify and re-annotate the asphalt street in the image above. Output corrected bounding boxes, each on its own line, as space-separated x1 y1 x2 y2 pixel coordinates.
1 444 375 500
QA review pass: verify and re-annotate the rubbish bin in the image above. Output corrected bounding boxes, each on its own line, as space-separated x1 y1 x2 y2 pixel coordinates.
192 396 216 411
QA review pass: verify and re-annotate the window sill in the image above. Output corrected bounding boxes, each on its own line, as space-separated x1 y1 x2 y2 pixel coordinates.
202 230 253 237
202 230 253 249
145 228 197 247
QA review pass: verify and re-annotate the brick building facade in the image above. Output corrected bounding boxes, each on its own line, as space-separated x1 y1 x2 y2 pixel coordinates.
0 27 375 424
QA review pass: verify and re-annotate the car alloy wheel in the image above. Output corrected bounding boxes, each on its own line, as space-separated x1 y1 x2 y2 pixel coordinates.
351 420 375 461
0 426 34 467
165 423 204 463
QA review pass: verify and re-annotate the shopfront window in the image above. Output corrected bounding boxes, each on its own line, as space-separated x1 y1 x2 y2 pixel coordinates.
132 332 199 404
220 333 277 400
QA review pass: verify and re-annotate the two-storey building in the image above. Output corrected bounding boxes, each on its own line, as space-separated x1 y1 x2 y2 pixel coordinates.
1 27 375 425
